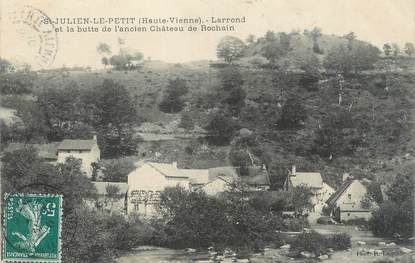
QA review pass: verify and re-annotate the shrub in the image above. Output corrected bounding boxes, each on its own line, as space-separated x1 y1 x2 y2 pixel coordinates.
328 233 351 250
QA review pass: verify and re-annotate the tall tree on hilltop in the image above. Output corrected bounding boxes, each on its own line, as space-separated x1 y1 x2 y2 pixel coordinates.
343 32 356 50
217 36 246 63
383 43 392 56
404 42 414 56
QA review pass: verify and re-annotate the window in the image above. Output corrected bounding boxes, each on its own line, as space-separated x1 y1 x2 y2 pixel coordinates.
79 150 82 154
348 194 352 199
134 203 139 211
347 213 351 216
67 150 71 153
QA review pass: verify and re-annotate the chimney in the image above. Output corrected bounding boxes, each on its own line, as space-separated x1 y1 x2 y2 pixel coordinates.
342 173 351 182
93 134 97 141
172 162 177 168
291 165 296 176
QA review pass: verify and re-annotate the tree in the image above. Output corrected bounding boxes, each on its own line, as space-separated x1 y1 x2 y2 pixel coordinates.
323 43 379 74
109 48 143 70
101 57 109 68
83 79 141 157
0 71 36 95
246 34 256 45
383 43 392 56
229 134 263 176
265 31 277 42
179 111 194 130
310 27 323 54
0 58 13 74
12 100 50 142
279 97 307 129
290 185 314 215
216 36 246 63
278 32 292 53
159 78 188 113
386 173 413 204
391 43 400 56
313 107 362 157
404 42 414 56
101 159 136 182
97 42 112 55
156 186 233 248
37 83 93 141
343 32 356 50
105 184 121 213
262 41 284 64
205 111 240 146
214 65 246 116
296 52 321 90
370 200 413 238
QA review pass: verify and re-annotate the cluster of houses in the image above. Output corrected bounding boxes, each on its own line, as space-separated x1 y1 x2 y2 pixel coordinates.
5 137 375 222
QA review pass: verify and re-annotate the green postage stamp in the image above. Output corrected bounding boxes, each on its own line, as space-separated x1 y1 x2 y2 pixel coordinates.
3 194 62 262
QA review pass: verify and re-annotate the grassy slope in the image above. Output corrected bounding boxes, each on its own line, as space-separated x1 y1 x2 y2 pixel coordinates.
29 61 415 185
20 32 415 184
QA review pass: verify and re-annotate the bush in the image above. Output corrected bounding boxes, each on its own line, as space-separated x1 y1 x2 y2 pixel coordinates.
155 186 287 250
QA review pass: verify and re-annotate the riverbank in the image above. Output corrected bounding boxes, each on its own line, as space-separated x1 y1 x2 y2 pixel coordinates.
116 224 414 263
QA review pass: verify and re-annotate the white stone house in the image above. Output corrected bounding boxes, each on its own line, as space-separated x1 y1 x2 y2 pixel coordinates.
127 162 272 217
326 179 375 222
127 162 209 217
284 166 335 213
4 136 100 177
57 136 100 177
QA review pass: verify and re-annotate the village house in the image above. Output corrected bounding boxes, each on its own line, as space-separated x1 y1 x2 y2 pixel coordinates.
3 136 100 177
127 161 271 217
284 166 335 213
89 182 128 215
326 177 375 222
56 136 100 177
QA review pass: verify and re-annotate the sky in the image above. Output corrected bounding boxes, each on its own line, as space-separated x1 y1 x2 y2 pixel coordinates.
1 0 414 69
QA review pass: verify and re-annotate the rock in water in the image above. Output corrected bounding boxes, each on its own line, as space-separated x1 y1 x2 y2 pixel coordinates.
300 251 313 258
400 247 413 254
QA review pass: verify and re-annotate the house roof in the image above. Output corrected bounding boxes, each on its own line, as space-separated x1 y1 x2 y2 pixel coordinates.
139 162 270 187
208 167 239 184
208 166 271 186
4 142 60 160
241 168 271 186
93 182 128 195
146 162 189 178
58 139 96 150
289 172 323 188
183 169 210 184
326 179 354 206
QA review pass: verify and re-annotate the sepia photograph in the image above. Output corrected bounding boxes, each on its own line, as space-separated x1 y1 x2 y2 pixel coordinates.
0 0 414 262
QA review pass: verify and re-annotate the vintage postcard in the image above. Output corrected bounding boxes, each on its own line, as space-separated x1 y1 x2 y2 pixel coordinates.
0 0 414 262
